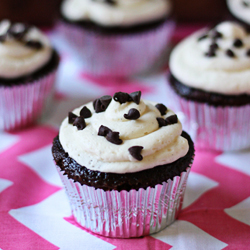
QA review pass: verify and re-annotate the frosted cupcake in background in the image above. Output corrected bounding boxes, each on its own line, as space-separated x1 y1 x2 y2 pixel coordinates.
227 0 250 30
0 20 59 131
52 91 194 238
59 0 175 77
167 21 250 151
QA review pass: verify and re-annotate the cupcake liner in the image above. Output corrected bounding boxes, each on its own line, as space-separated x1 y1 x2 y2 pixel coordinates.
166 81 250 151
0 71 57 131
58 19 175 77
56 166 191 238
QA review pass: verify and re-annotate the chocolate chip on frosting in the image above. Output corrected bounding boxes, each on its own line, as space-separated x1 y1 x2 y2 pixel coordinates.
155 103 167 115
0 34 6 42
113 92 130 104
205 47 217 57
128 146 143 161
124 108 140 120
233 38 244 48
68 112 77 124
93 95 112 113
226 49 235 58
165 115 178 125
198 34 208 41
106 131 123 145
8 23 29 40
156 117 167 127
25 40 43 49
130 91 141 105
247 48 250 57
98 125 112 136
80 106 92 118
210 43 219 50
242 0 249 7
211 30 223 40
105 0 116 5
73 117 86 130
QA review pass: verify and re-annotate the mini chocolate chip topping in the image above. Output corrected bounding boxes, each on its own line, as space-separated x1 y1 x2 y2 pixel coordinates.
198 34 208 41
25 40 43 49
73 117 86 130
247 48 250 56
130 91 141 105
211 30 223 40
98 125 111 136
210 43 219 50
165 115 178 125
106 131 123 145
93 95 112 113
68 112 77 124
226 49 235 58
105 0 116 5
113 92 130 104
80 106 92 118
98 126 122 145
205 49 216 57
8 23 29 40
124 108 140 120
0 34 6 42
233 38 244 48
243 0 249 7
155 103 167 115
156 117 167 127
128 146 143 161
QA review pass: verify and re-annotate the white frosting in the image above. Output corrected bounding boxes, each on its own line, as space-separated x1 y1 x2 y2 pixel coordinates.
170 22 250 95
59 98 189 174
227 0 250 25
0 20 52 79
61 0 171 26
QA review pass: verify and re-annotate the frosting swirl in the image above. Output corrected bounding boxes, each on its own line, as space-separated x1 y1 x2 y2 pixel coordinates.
169 22 250 95
59 93 188 174
61 0 171 26
227 0 250 25
0 20 52 79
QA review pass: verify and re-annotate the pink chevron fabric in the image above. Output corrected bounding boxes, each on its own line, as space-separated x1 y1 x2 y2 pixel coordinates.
0 25 250 250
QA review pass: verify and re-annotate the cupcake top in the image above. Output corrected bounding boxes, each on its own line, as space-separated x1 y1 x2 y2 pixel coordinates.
59 91 188 174
0 20 52 79
170 21 250 95
61 0 171 27
227 0 250 25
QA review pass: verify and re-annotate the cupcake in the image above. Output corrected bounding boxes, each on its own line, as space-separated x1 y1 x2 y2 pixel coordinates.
226 0 250 31
52 91 194 238
168 21 250 151
59 0 175 77
0 20 59 130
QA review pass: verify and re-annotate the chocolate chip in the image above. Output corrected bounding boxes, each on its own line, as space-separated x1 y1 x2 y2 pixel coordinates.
165 115 178 125
25 40 43 49
93 95 112 113
243 0 249 7
106 131 123 145
155 103 167 115
211 30 223 40
246 48 250 57
98 125 111 136
205 50 216 57
8 23 29 40
68 112 77 124
226 49 235 58
105 0 116 5
198 34 208 41
156 117 167 127
124 108 140 120
80 106 91 118
210 43 219 50
113 92 130 104
129 91 141 105
233 38 244 48
73 116 86 130
128 146 143 161
0 34 6 42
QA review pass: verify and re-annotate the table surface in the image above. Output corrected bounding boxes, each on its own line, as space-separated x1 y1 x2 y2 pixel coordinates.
1 24 250 250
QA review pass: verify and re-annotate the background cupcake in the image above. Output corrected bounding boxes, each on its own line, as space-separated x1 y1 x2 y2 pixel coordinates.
52 91 194 238
167 21 250 151
226 0 250 31
59 0 175 77
0 20 59 131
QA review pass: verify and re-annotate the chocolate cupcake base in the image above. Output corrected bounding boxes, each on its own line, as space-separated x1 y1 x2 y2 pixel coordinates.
52 131 194 238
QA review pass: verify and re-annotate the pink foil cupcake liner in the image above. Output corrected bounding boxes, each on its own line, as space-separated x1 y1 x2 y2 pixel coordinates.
58 20 175 77
0 71 57 131
57 166 191 238
166 81 250 151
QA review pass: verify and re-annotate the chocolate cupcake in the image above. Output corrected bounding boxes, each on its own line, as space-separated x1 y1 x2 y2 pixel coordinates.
52 91 194 238
168 21 250 151
59 0 175 77
0 20 59 130
226 0 250 31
